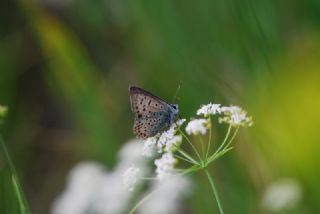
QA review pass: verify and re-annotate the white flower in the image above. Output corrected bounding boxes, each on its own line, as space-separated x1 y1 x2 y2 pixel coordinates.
153 119 185 153
122 165 141 191
142 137 158 157
138 175 192 214
51 140 149 214
164 135 182 152
176 118 186 126
197 103 221 116
155 153 177 180
51 162 106 214
185 118 208 135
219 105 253 127
157 126 176 152
262 178 302 212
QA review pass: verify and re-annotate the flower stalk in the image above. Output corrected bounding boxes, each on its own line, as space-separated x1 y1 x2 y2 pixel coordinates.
205 169 224 214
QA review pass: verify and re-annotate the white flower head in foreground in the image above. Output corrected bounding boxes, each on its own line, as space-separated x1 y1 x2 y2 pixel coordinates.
51 162 106 214
219 105 253 127
142 137 158 157
185 118 208 135
197 103 221 116
262 178 303 212
155 153 177 180
138 175 192 214
122 165 141 191
52 141 149 214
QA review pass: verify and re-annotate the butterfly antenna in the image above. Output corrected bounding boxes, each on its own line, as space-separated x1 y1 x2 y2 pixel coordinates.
172 81 183 103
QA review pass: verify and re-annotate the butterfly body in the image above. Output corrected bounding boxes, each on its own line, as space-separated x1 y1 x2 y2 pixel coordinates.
129 86 179 139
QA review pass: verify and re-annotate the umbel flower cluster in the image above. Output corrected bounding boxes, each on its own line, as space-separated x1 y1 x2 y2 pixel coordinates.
123 103 252 214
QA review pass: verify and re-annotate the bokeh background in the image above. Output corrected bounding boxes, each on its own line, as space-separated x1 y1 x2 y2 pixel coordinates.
1 0 320 213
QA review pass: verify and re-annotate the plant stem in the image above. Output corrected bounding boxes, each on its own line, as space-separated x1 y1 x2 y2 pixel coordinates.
178 128 202 162
224 127 239 149
205 116 212 161
213 124 232 156
181 165 201 175
129 189 158 214
199 136 205 159
173 144 199 165
207 147 233 165
174 154 197 164
0 135 30 214
204 169 224 214
129 167 200 214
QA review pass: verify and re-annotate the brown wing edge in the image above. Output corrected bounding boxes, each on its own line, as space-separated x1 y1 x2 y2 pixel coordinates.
128 86 168 105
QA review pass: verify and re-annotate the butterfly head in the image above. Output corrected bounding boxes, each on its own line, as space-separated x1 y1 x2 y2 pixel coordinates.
170 104 179 123
170 104 179 115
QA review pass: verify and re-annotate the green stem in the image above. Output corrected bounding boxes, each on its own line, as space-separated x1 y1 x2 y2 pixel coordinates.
224 127 239 149
181 165 201 175
213 125 232 156
207 126 239 164
129 189 158 214
129 166 200 214
204 169 224 214
139 177 157 180
0 135 30 214
199 136 205 159
205 116 212 161
174 154 197 165
173 144 199 165
177 128 202 162
207 147 234 164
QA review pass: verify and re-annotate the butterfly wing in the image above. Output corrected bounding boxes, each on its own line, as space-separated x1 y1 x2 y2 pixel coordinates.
133 111 169 138
129 86 171 138
129 86 168 113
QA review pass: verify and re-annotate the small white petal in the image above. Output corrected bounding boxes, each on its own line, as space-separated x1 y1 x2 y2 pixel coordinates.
155 153 177 180
185 119 208 135
197 103 221 116
141 137 157 157
122 165 141 191
164 135 182 152
219 105 253 127
176 118 186 126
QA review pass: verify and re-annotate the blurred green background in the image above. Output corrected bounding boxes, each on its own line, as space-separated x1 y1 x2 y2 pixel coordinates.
1 0 320 213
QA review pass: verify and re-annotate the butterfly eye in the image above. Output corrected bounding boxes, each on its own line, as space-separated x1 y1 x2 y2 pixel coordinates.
172 105 177 109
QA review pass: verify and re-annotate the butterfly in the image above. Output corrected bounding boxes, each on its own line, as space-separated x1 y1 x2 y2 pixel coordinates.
129 86 179 139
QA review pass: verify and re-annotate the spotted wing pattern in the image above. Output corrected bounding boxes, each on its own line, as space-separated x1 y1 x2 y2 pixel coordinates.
133 111 169 138
129 86 170 139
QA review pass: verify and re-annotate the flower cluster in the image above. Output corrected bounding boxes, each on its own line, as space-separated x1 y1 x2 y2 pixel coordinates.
185 119 208 135
122 165 141 191
155 153 177 180
219 106 253 127
52 140 149 214
197 103 221 116
197 103 253 127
